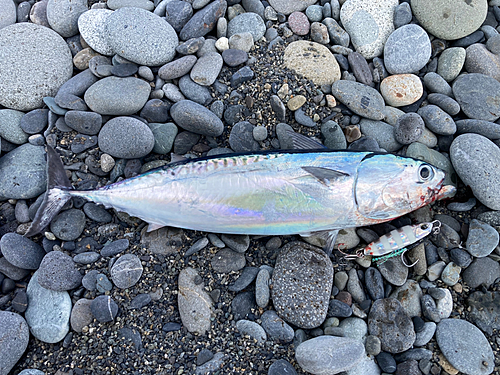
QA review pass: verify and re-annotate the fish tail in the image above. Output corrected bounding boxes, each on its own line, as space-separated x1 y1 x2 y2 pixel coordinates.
25 146 73 237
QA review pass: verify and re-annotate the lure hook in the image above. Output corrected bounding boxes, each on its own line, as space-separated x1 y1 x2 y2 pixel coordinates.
400 248 419 268
337 244 364 260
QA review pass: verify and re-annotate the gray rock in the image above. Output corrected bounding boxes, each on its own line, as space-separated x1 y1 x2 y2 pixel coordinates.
0 144 46 199
321 120 347 149
268 0 315 15
230 66 254 86
220 234 250 253
268 360 297 375
0 257 30 281
110 253 143 289
227 12 266 41
222 48 248 67
441 262 461 286
466 219 499 257
147 122 178 155
327 299 353 318
158 55 197 80
30 0 50 27
73 251 100 264
438 47 466 82
0 0 16 29
83 203 112 223
229 121 260 152
211 248 246 272
462 257 500 289
322 18 350 47
339 317 368 343
170 100 224 137
178 75 213 105
0 109 29 144
364 267 384 301
389 280 423 317
37 251 82 291
450 134 500 210
393 113 425 144
228 32 254 52
165 0 192 32
56 69 98 109
359 119 402 152
140 99 171 123
417 105 456 135
0 23 73 111
255 268 270 308
98 116 155 158
236 320 267 343
51 209 86 241
46 0 87 37
295 336 365 374
25 271 71 343
393 1 411 28
436 319 494 375
0 311 29 375
90 295 118 322
107 0 153 10
105 7 178 66
368 298 415 353
423 72 452 97
178 267 213 334
272 242 333 329
384 24 431 74
467 291 500 335
456 119 500 140
453 73 500 122
84 77 151 115
427 93 461 116
261 310 294 343
347 267 366 304
228 267 259 292
331 81 385 120
77 9 114 55
190 52 223 86
70 298 93 333
348 52 373 85
64 111 102 135
20 109 49 135
179 0 227 40
0 233 45 270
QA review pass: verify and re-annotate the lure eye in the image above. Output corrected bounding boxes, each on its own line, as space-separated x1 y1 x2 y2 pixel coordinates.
420 224 429 230
418 165 433 181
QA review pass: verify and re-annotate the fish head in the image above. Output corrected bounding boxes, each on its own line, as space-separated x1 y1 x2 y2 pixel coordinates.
355 154 456 221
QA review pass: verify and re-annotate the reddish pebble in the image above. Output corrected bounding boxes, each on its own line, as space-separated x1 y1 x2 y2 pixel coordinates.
288 11 310 36
336 291 353 306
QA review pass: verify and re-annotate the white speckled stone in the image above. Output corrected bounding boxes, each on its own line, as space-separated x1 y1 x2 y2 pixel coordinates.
0 0 16 29
0 23 73 111
268 0 316 15
46 0 88 37
340 0 398 59
78 9 115 55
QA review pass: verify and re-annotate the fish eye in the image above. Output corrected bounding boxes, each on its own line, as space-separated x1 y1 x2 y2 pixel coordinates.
418 165 433 181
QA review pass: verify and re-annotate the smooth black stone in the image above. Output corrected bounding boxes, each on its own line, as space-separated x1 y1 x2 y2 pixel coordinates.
327 299 352 318
231 291 256 321
165 0 193 32
412 316 425 333
231 66 254 86
173 131 200 154
162 322 182 332
111 63 138 77
376 352 397 373
140 99 172 123
449 248 473 268
20 109 49 134
228 267 259 292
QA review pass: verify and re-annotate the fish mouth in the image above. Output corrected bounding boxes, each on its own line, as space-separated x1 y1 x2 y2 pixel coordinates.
435 184 457 200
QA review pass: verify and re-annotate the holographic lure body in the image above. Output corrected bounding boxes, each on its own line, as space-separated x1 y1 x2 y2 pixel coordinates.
26 146 455 239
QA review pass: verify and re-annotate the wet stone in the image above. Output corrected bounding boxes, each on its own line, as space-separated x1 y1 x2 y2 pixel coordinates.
230 66 254 86
110 253 143 289
272 241 333 329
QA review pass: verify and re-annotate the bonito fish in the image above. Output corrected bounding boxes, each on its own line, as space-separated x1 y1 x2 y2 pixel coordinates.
26 134 456 251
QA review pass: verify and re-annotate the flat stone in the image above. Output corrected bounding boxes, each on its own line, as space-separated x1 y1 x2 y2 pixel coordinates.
261 310 294 343
229 121 260 152
0 0 16 29
178 75 212 105
211 248 246 272
190 52 223 86
368 298 415 353
178 267 213 335
284 41 340 86
268 360 297 375
424 71 452 96
0 311 29 375
462 257 500 289
98 116 155 158
0 109 28 144
380 74 423 107
179 0 227 40
0 257 30 281
453 73 500 122
438 47 466 82
46 0 88 37
332 80 385 120
78 9 114 55
340 0 398 59
107 0 153 10
427 93 461 116
70 298 93 333
467 291 500 335
25 271 71 343
0 144 46 199
0 23 73 111
465 43 500 81
227 12 265 41
384 24 431 74
90 295 118 322
110 253 143 289
159 55 198 80
272 241 333 329
37 251 82 291
456 119 500 140
64 111 102 135
170 100 224 137
417 105 456 135
411 0 488 40
393 113 425 144
436 319 494 375
165 0 192 32
268 0 316 15
359 119 402 152
450 133 500 210
295 336 365 374
20 109 49 135
236 320 267 343
389 280 423 318
105 7 178 66
466 219 499 257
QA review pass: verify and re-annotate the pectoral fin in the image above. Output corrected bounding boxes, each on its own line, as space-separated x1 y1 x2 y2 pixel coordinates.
302 166 350 185
286 130 327 150
301 229 340 257
147 223 166 232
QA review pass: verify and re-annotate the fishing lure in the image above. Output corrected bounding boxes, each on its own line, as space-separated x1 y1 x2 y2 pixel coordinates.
340 220 441 266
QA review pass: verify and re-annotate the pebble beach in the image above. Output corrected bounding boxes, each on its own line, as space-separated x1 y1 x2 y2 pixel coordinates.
1 0 500 374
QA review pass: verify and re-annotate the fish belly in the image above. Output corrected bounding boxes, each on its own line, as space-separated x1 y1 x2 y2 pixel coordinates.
72 152 368 235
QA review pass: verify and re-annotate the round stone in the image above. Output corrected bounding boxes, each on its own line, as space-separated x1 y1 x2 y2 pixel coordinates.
0 233 45 270
0 311 29 375
0 0 16 29
46 0 88 37
0 23 73 111
84 77 151 116
90 295 118 322
438 47 466 82
340 0 398 59
170 100 224 137
268 0 316 15
359 119 402 152
37 251 82 291
288 11 310 36
466 219 499 258
98 116 155 158
110 253 143 289
453 73 500 122
411 0 488 40
384 24 431 74
105 7 178 66
0 109 29 144
190 52 223 86
70 298 93 333
417 105 456 135
450 133 500 210
380 74 423 107
332 80 385 120
50 209 86 241
78 9 114 55
436 319 494 375
394 113 425 144
227 12 266 42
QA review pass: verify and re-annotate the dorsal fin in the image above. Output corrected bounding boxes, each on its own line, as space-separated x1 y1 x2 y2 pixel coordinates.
302 166 350 185
286 130 327 150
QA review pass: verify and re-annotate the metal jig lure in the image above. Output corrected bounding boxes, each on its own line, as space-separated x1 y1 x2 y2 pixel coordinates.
339 220 441 267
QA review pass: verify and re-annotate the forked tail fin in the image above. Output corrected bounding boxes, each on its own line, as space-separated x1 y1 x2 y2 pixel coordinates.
25 146 73 237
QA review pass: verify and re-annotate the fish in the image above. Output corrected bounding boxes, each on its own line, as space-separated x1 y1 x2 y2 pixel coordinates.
25 133 456 253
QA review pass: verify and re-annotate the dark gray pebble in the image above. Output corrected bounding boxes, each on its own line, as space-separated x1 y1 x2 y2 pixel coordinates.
395 348 432 362
447 197 476 212
231 291 256 321
197 348 214 366
55 68 98 109
427 93 460 116
50 208 86 241
184 237 209 257
20 109 48 134
268 359 298 375
170 100 223 137
178 75 212 105
91 295 118 322
294 108 316 128
83 203 112 223
95 273 112 293
230 66 254 86
412 316 425 333
175 37 205 55
462 257 500 289
348 136 382 152
222 48 248 66
73 252 101 264
81 270 99 291
376 352 397 373
395 360 420 375
158 55 197 80
393 1 412 28
423 72 452 96
270 95 286 122
327 299 352 318
162 322 181 332
211 248 246 272
417 105 456 135
0 233 45 270
101 239 129 257
37 251 82 291
451 30 484 48
0 257 30 281
449 248 472 268
430 223 461 249
229 121 260 152
365 267 384 301
394 112 424 144
179 0 226 40
64 110 102 135
71 134 98 154
173 131 200 154
12 290 28 313
130 293 152 309
147 122 178 154
261 310 294 343
453 73 500 121
228 266 259 292
348 52 373 85
165 0 193 32
111 63 138 77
